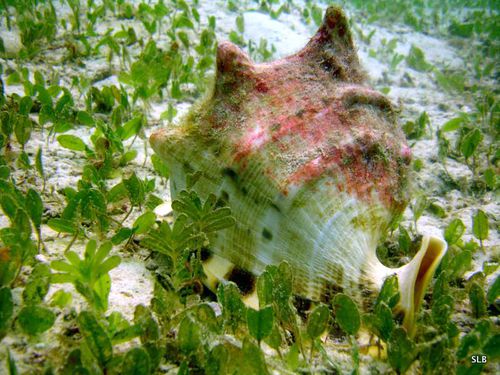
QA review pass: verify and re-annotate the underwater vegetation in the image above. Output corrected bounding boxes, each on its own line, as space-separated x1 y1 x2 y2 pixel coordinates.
0 0 498 374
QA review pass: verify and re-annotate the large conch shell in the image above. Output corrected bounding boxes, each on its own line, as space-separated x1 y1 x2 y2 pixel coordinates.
151 6 447 336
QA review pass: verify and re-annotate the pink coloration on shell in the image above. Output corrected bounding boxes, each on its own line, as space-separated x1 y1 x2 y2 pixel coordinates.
151 6 411 215
188 7 411 212
150 8 448 336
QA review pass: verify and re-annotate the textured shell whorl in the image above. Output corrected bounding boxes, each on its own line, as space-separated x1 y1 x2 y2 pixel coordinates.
150 6 412 302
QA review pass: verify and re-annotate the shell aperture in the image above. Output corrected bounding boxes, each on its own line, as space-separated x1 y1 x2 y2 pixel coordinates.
150 6 447 336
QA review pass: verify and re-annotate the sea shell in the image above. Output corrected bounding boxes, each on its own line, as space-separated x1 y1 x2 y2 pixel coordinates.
151 6 447 335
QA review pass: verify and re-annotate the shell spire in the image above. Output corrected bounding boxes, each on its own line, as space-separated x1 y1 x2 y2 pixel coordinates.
214 41 255 98
297 5 365 83
150 5 447 337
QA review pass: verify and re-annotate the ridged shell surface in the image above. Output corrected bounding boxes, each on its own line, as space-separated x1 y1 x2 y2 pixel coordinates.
151 7 412 303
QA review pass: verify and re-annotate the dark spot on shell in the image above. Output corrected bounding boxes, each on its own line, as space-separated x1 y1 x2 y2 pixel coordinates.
201 281 218 300
221 190 229 201
270 202 282 213
200 247 212 262
226 267 255 295
222 168 248 195
183 162 194 172
262 228 273 241
293 295 313 319
221 167 238 182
